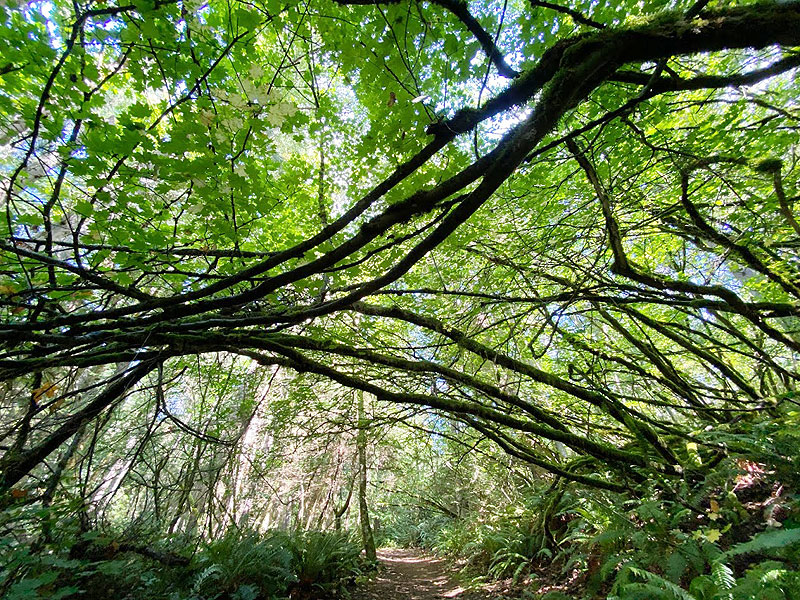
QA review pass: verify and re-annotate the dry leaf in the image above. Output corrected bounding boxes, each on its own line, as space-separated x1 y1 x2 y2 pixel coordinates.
33 382 57 402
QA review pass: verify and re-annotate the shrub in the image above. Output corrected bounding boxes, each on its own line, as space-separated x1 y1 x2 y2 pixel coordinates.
191 529 295 599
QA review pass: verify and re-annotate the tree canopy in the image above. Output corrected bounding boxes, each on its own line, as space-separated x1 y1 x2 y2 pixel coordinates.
2 0 800 499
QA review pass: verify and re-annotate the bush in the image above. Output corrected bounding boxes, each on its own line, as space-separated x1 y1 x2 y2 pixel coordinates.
282 530 367 597
191 529 296 599
191 528 367 600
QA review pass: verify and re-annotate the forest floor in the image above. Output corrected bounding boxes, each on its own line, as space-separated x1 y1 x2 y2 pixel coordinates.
350 548 516 600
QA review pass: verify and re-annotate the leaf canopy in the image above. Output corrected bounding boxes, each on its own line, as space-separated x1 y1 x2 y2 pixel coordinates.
1 0 800 492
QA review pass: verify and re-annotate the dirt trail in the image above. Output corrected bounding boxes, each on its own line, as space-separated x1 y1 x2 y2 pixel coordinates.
352 549 497 600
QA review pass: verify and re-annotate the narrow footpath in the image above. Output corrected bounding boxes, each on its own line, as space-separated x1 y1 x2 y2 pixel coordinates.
352 549 500 600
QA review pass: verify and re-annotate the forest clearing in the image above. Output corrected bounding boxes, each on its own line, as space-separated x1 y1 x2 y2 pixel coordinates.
1 0 800 598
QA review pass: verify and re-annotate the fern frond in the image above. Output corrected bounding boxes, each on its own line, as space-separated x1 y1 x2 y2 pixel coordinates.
192 564 223 595
724 527 800 558
624 566 698 600
711 560 734 600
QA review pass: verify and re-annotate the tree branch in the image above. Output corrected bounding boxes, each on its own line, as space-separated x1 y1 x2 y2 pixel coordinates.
529 0 606 29
334 0 519 77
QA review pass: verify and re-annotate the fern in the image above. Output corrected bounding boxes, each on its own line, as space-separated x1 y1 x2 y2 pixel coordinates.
488 548 529 582
231 583 259 600
616 581 697 600
591 528 633 549
728 559 800 599
724 527 800 558
191 564 223 596
664 551 688 584
615 565 698 600
711 560 734 600
600 553 626 581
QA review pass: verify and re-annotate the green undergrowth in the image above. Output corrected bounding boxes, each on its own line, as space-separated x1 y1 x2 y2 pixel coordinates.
0 521 372 600
382 415 800 599
423 476 800 599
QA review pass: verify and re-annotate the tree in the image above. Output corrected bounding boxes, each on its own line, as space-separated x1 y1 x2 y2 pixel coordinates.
356 390 377 561
1 0 799 497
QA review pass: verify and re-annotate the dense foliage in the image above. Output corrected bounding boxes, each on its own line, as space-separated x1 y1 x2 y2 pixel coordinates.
1 0 800 597
1 522 367 599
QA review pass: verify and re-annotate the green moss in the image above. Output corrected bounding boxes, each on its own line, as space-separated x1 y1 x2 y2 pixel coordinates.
754 157 783 173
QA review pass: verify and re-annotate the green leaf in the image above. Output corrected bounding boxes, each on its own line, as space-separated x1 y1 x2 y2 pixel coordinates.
236 8 261 29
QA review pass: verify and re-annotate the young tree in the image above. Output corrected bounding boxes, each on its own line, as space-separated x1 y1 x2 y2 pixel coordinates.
356 391 377 561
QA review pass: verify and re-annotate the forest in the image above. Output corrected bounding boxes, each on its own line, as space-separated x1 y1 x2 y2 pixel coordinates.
1 0 799 598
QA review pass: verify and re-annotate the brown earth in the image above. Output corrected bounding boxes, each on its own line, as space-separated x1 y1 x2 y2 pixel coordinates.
350 548 510 600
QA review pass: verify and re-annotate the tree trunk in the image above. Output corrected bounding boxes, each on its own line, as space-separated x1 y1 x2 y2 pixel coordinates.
356 391 376 561
333 471 355 532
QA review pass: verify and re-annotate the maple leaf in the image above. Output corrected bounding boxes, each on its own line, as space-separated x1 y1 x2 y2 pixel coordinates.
705 529 722 543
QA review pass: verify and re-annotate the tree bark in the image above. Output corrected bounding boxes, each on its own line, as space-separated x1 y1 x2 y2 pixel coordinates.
357 391 376 561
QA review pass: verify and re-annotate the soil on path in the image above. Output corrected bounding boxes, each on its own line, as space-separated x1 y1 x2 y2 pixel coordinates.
351 548 502 600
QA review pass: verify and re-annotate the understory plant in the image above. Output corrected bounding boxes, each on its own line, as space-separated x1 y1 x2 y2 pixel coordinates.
609 527 800 600
390 414 800 600
0 516 367 600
